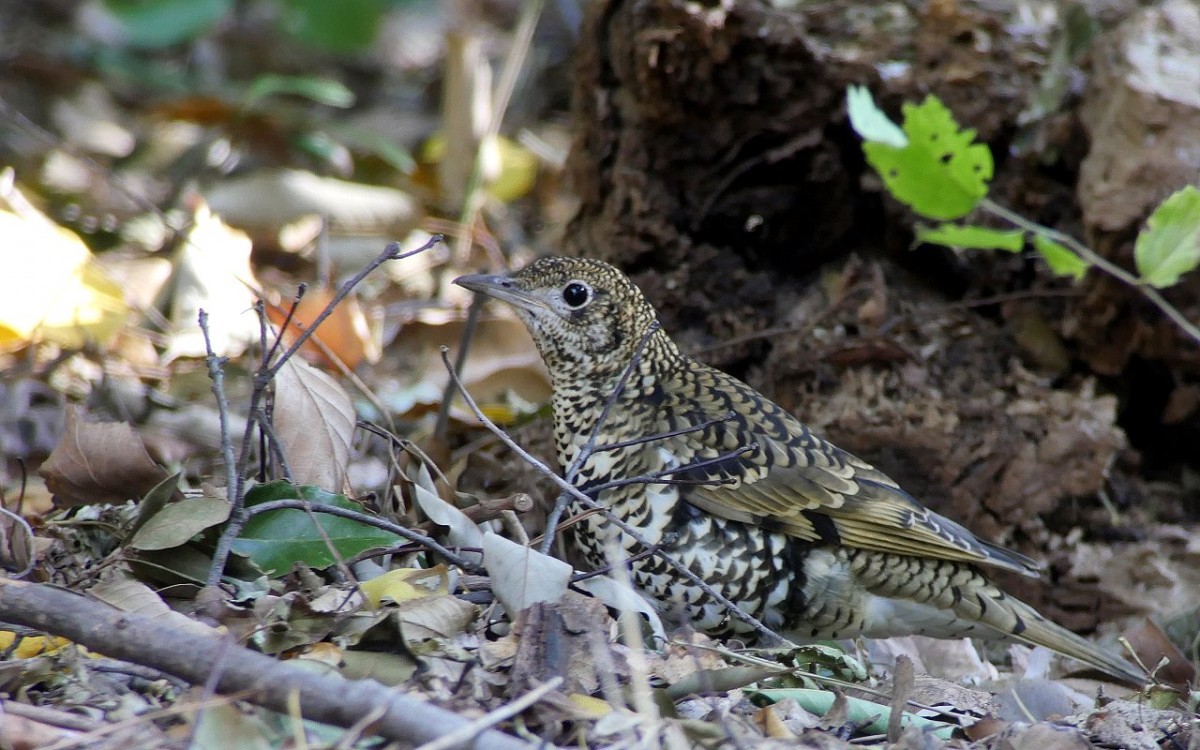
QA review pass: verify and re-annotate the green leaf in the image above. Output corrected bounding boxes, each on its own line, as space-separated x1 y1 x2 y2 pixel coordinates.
860 94 994 220
243 75 356 110
1134 185 1200 288
103 0 232 48
846 86 907 148
130 496 231 550
1033 233 1089 281
232 482 399 576
280 0 387 53
916 223 1026 252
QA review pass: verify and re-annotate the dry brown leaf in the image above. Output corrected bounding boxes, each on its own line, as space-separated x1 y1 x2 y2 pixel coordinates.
264 286 378 369
1120 618 1195 687
395 316 551 423
89 576 218 639
482 531 571 614
40 405 167 508
273 357 355 492
204 169 421 237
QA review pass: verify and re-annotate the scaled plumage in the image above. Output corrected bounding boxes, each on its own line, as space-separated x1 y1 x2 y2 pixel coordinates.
455 257 1143 683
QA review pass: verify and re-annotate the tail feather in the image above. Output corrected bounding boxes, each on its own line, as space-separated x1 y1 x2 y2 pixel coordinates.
1002 598 1145 685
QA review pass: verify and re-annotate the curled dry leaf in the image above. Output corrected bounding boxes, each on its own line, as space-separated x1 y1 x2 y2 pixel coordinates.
204 169 421 238
482 531 571 615
273 357 356 492
40 405 167 508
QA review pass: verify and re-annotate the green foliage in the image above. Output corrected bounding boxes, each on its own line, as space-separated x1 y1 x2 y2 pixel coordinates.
1135 186 1200 288
243 75 356 110
280 0 390 53
915 224 1025 252
103 0 232 48
849 86 1200 319
850 88 993 221
1032 234 1088 281
102 0 392 53
232 482 399 576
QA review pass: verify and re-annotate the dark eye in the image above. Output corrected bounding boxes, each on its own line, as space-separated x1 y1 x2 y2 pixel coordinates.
562 281 591 308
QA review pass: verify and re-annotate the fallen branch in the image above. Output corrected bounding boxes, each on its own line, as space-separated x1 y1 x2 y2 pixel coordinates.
0 580 542 750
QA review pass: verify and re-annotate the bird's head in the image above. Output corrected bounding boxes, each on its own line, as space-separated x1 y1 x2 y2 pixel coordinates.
454 257 662 383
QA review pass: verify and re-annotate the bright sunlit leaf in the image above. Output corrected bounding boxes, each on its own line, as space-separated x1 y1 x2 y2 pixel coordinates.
846 85 907 148
1134 185 1200 288
857 91 993 220
0 211 128 352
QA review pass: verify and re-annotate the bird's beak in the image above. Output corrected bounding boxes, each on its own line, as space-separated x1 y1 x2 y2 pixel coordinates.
453 273 545 314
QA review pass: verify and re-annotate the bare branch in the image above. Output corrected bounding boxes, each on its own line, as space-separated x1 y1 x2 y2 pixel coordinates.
0 580 539 750
204 237 442 586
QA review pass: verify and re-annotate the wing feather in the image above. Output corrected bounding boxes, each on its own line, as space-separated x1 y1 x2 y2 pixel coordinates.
659 361 1043 577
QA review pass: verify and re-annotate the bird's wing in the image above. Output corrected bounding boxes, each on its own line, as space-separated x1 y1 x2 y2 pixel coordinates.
656 360 1043 577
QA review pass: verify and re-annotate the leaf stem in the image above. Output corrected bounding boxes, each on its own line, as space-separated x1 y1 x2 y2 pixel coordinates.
980 199 1200 346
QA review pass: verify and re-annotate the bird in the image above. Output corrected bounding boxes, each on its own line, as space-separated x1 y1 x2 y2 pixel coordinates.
454 256 1144 684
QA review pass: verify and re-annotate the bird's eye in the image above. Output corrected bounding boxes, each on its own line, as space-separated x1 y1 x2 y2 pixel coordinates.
562 281 591 308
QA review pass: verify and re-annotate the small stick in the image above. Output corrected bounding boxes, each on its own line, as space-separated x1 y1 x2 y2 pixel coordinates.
413 676 562 750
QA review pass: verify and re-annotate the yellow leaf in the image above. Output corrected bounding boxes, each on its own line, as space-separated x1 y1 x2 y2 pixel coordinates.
358 567 450 608
0 631 77 658
419 133 538 203
0 210 128 351
568 693 614 718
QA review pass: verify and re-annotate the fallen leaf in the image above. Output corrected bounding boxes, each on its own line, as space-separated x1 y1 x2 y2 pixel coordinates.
89 576 219 639
264 285 378 369
0 209 129 352
482 531 571 615
273 357 355 492
359 566 450 608
409 463 484 555
204 168 421 237
162 203 260 360
129 495 231 551
40 406 167 507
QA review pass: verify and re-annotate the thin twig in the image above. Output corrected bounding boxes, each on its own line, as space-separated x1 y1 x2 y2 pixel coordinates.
186 633 236 749
440 349 791 646
244 499 483 573
414 676 562 750
199 311 239 512
434 293 485 442
264 237 444 382
981 198 1200 345
204 237 442 586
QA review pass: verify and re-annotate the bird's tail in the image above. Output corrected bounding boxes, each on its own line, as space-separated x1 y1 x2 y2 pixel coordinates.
996 595 1146 685
858 552 1147 684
